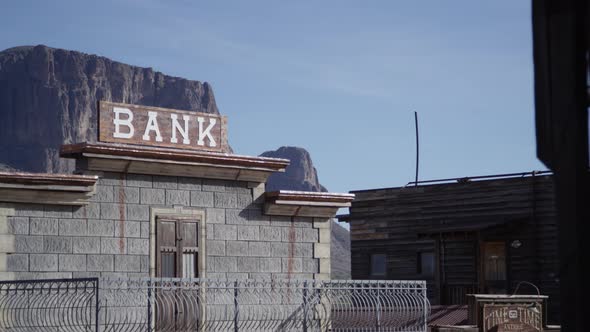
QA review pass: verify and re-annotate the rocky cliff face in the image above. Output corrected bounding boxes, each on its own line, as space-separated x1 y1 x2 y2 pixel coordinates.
260 146 351 279
0 45 219 173
330 221 351 279
260 147 328 193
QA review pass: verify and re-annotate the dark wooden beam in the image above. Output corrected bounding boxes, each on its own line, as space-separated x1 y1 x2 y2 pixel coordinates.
533 0 589 329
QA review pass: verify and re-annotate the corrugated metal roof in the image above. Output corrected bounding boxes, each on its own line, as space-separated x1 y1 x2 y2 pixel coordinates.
428 305 468 326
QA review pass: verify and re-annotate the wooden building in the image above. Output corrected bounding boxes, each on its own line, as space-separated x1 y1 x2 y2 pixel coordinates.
338 172 560 324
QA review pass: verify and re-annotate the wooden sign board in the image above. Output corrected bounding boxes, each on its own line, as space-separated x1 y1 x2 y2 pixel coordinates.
483 304 542 332
98 101 228 153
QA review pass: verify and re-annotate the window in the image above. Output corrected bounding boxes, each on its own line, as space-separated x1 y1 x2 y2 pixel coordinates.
417 252 435 277
370 254 387 277
156 217 199 278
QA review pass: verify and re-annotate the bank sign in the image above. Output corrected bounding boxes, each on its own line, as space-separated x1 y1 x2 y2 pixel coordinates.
98 101 227 152
483 304 542 332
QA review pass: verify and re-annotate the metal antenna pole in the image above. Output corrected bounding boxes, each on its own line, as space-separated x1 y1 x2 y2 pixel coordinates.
414 111 419 187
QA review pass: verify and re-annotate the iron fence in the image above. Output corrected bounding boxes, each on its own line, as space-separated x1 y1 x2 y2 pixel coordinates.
0 277 430 332
0 278 98 331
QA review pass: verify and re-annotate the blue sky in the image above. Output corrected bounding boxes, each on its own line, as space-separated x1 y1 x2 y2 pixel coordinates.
1 1 545 195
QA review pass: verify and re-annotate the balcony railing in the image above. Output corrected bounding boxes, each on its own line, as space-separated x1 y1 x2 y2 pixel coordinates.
1 277 430 331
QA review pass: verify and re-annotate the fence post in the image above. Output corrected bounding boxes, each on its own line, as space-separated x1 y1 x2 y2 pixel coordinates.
147 279 152 332
234 280 239 332
423 282 429 331
303 280 308 332
376 286 381 332
95 279 99 332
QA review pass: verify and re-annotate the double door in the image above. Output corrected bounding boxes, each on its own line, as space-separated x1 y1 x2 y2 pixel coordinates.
155 217 200 331
156 217 199 278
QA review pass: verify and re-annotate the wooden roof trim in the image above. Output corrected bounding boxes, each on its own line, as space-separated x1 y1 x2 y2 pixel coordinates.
264 191 354 218
265 190 355 206
349 172 553 195
0 171 98 206
339 211 531 222
0 171 98 188
60 142 290 171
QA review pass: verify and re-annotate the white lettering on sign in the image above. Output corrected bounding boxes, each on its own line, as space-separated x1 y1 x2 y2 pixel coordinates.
484 305 542 331
197 117 217 147
103 102 224 151
171 114 190 144
142 111 164 142
113 107 135 139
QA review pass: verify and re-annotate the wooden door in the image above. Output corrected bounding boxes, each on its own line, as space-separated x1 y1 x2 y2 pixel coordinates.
155 217 200 331
481 241 507 294
156 218 199 278
179 219 199 278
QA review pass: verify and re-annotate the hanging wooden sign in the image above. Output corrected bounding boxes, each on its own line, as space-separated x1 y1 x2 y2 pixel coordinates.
483 304 542 332
98 101 228 152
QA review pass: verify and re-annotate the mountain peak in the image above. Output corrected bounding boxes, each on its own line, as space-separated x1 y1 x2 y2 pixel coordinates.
260 146 328 192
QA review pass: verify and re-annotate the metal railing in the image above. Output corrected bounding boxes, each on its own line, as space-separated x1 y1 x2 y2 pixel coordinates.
0 277 430 332
0 278 98 331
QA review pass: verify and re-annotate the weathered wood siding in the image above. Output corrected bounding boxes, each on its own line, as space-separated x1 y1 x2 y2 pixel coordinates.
343 175 559 323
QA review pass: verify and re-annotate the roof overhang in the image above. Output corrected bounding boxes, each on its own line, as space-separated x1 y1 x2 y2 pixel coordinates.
0 172 98 205
264 190 355 218
60 143 290 183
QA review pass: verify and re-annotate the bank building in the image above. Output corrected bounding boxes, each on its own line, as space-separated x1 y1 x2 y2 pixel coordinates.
0 100 358 281
0 101 432 331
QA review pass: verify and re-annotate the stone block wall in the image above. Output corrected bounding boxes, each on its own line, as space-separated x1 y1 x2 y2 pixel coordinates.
1 172 328 280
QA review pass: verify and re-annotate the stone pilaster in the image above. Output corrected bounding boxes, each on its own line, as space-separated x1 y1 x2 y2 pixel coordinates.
313 218 331 280
0 204 15 280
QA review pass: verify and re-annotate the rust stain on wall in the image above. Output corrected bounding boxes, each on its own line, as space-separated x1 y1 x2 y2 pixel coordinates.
287 217 296 279
118 174 126 254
